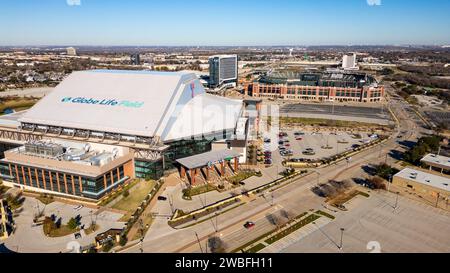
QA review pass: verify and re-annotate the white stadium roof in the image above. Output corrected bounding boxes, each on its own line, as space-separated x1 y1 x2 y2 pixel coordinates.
19 70 243 142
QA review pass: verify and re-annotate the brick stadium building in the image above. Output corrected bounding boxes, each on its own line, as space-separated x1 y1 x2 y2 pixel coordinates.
245 71 384 103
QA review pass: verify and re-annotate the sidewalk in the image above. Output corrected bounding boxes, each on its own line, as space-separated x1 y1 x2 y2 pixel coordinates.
126 175 179 241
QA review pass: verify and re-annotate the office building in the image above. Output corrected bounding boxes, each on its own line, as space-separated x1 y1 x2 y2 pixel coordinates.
208 55 238 89
342 53 357 70
421 154 450 175
66 47 77 56
130 53 141 65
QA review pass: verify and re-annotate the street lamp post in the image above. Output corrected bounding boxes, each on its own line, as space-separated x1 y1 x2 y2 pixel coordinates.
394 192 400 209
339 228 345 250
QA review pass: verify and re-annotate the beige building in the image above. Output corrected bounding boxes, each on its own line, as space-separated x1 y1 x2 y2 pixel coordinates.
421 154 450 175
393 168 450 200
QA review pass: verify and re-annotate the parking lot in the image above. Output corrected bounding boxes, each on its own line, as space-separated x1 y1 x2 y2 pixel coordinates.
280 103 389 120
282 191 450 253
264 130 378 163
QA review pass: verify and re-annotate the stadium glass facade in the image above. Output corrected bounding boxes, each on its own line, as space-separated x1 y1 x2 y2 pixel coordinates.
135 138 214 180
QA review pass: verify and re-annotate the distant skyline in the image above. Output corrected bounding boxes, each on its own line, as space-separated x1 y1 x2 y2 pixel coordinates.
1 0 450 46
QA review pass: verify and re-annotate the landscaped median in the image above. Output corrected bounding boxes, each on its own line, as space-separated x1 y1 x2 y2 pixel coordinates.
234 210 334 253
169 170 310 229
169 197 242 228
330 189 370 210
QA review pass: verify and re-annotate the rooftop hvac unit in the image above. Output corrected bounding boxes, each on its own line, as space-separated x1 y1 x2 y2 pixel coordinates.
24 141 64 157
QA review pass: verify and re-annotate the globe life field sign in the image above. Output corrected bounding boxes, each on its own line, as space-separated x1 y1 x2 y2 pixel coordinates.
61 97 145 108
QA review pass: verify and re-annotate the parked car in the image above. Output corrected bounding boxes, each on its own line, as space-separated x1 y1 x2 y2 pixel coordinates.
302 148 315 155
244 221 256 229
157 196 168 201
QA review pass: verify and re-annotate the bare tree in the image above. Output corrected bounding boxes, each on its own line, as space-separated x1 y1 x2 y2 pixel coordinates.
266 214 282 228
208 236 227 253
280 209 292 220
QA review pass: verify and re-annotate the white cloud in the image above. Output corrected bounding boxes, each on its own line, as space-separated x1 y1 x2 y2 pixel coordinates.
367 0 381 6
67 0 81 6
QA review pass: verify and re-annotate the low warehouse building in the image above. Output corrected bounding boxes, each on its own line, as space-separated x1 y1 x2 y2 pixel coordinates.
420 154 450 175
393 168 450 200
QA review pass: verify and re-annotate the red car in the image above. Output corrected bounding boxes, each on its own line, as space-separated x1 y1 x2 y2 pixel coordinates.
284 143 291 147
244 221 256 229
296 137 303 141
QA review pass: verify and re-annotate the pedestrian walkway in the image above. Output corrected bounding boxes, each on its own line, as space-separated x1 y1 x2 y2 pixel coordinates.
126 175 180 241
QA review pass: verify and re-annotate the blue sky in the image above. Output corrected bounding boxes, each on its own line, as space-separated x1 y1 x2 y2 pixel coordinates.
1 0 449 46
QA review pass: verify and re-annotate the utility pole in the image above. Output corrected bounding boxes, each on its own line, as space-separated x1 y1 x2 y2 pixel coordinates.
339 228 345 250
168 194 175 214
387 175 392 193
394 192 400 210
435 193 440 208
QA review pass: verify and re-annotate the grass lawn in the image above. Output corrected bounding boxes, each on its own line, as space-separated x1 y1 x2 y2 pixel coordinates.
246 243 266 253
113 180 155 221
231 211 309 253
315 210 335 220
0 99 37 113
226 171 260 185
46 225 79 238
279 117 377 128
131 215 153 241
84 224 100 235
183 184 217 200
330 189 370 208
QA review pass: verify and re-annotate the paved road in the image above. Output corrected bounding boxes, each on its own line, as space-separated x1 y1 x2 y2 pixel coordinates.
122 89 424 253
0 87 53 98
280 103 390 120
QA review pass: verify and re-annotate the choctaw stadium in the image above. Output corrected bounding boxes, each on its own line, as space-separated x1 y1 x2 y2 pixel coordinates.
0 70 254 201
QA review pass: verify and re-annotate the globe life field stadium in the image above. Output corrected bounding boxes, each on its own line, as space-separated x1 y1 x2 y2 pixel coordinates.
0 70 250 202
